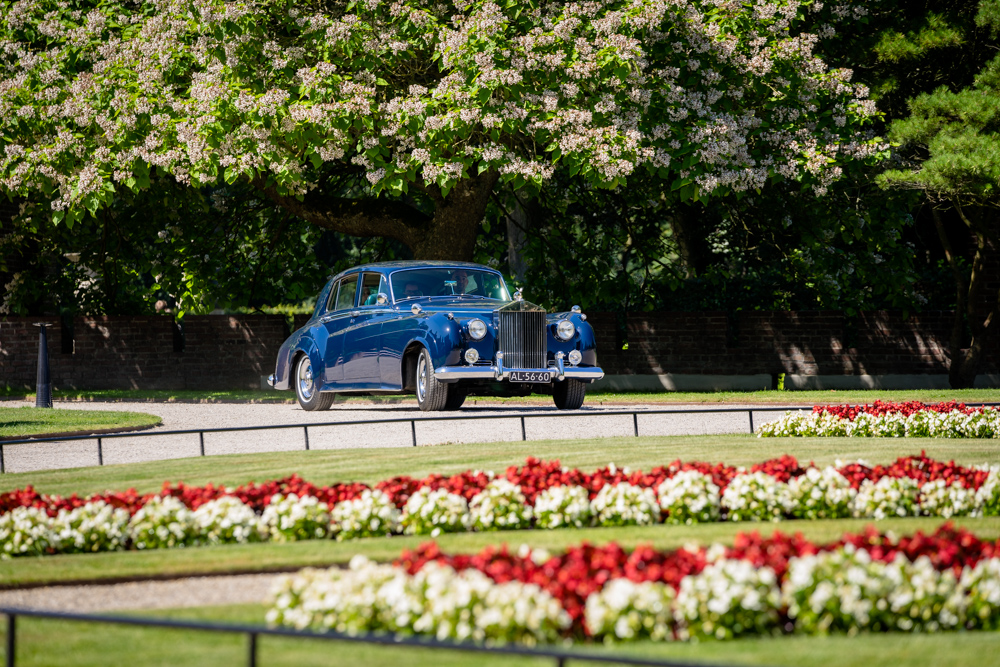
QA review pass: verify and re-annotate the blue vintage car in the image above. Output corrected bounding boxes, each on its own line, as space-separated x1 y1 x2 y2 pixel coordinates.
267 261 604 411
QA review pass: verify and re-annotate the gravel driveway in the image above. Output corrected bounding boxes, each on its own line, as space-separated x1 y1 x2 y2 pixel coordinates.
0 573 278 612
3 399 797 473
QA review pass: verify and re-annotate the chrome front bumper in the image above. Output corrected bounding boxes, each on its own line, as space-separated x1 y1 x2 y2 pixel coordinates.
434 364 604 382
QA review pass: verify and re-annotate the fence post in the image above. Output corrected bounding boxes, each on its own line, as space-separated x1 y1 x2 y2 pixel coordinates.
6 612 15 667
0 445 5 474
520 416 526 441
633 412 639 437
199 432 205 456
748 410 754 434
411 421 417 447
97 438 103 466
247 631 257 667
303 426 310 451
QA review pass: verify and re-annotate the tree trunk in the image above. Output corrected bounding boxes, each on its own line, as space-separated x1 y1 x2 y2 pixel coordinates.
667 201 711 278
932 202 1000 388
505 195 531 281
410 172 499 260
252 172 499 262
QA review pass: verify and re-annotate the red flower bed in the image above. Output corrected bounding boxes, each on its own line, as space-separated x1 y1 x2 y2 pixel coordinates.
0 453 990 516
814 400 980 420
395 523 998 634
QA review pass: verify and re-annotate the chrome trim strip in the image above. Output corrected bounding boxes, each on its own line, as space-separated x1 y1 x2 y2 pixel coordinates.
434 366 605 381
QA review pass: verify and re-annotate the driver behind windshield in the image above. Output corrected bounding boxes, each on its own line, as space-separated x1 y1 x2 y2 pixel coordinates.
452 270 478 295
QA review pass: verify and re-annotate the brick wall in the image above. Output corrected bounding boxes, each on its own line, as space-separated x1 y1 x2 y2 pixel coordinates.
0 310 989 390
0 315 288 390
589 310 981 376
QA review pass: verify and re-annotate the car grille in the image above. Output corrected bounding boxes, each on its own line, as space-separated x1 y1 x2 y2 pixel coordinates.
498 305 547 370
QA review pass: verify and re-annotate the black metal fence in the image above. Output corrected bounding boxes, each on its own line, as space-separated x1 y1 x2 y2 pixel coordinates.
3 403 998 474
0 406 812 473
0 607 752 667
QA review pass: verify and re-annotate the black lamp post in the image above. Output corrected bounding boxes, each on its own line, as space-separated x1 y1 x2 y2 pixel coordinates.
33 323 52 408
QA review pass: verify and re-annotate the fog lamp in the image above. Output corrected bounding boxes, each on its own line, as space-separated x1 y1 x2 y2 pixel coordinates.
464 348 480 364
568 350 583 366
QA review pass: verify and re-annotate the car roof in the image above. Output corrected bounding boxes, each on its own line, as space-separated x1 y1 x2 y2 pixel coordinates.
331 260 498 279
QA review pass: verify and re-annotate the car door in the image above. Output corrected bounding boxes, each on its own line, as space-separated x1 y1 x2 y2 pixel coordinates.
342 272 390 382
321 273 359 384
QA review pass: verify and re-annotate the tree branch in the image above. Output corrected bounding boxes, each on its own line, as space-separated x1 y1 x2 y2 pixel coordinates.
250 177 430 249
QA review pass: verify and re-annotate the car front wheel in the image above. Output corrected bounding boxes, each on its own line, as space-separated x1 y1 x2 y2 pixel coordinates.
415 347 449 411
553 378 586 410
295 355 335 411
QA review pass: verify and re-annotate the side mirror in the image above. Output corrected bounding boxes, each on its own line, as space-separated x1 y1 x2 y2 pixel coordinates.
376 292 388 305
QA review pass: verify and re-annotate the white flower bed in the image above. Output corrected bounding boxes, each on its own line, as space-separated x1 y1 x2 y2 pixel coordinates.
267 543 1000 644
656 471 721 524
128 496 197 549
585 578 675 642
788 467 854 520
331 489 400 540
976 467 1000 517
591 483 660 527
759 408 1000 438
0 506 55 558
259 493 332 542
675 558 782 640
53 501 131 553
851 476 920 519
469 479 533 531
784 547 965 633
191 496 263 545
401 488 470 536
961 557 1000 630
533 484 593 529
3 458 1000 560
721 472 794 522
267 555 571 644
919 479 979 518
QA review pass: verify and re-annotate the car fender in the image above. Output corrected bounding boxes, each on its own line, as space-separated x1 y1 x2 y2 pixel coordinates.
405 312 464 369
274 328 323 391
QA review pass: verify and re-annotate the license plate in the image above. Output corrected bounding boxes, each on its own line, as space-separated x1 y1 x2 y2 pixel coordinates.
509 371 552 383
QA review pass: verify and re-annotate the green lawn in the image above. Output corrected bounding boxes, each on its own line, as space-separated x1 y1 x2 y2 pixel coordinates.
1 434 998 587
0 406 161 439
3 385 1000 406
2 516 997 587
2 603 997 667
3 433 997 497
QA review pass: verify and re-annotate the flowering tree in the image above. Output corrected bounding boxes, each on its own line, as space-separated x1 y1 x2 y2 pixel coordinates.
1 0 881 261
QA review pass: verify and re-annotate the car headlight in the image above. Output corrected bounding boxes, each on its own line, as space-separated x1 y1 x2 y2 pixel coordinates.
467 319 487 340
556 319 576 341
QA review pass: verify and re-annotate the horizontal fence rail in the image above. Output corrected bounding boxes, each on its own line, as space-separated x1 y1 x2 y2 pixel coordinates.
0 607 765 667
2 403 998 474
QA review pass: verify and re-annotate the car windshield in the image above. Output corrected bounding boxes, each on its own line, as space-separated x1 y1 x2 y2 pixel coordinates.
391 268 510 302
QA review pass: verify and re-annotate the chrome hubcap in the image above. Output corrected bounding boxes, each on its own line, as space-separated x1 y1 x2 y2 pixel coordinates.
298 358 315 401
416 355 427 402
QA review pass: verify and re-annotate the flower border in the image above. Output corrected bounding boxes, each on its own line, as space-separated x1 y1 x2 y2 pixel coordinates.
267 523 1000 643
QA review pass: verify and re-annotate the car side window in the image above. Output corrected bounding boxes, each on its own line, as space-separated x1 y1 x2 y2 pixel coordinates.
334 274 359 311
326 281 340 312
359 273 387 307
